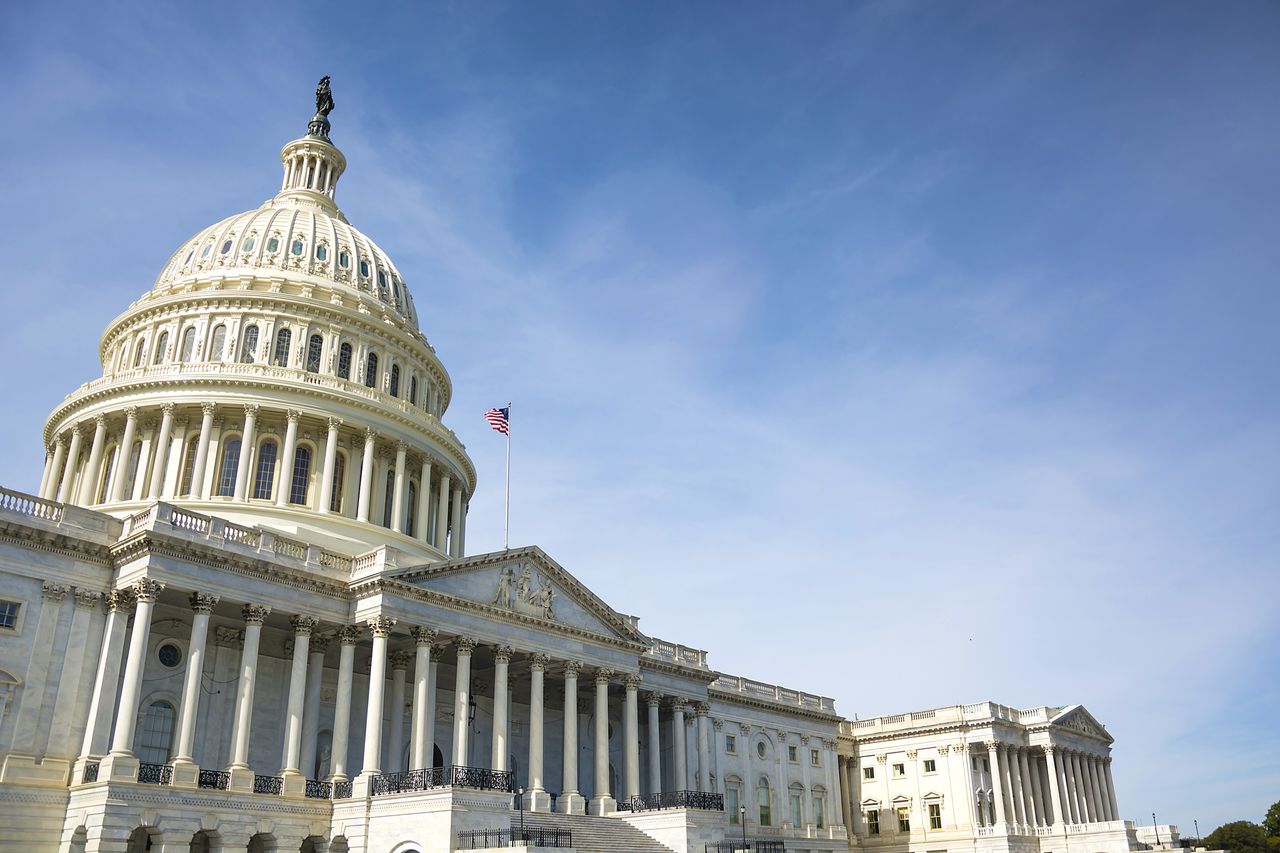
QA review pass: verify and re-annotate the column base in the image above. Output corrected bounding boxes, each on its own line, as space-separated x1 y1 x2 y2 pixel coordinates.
227 764 256 792
351 771 378 798
280 768 307 797
97 752 141 784
588 795 617 816
557 791 586 815
72 755 103 786
523 788 552 812
170 758 200 788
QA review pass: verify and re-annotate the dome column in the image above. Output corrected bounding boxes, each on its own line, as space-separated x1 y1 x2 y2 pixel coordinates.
38 447 54 499
56 424 84 503
357 429 377 522
434 472 451 552
318 418 341 514
109 407 139 502
276 410 301 507
449 484 464 557
43 436 67 500
232 405 258 501
416 458 433 543
78 415 107 505
189 403 216 499
148 404 175 499
390 441 408 533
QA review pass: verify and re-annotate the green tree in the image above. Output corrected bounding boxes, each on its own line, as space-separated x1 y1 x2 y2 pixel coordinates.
1264 801 1280 838
1204 821 1270 853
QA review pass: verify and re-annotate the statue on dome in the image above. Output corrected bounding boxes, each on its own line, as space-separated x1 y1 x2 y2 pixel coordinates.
308 76 335 139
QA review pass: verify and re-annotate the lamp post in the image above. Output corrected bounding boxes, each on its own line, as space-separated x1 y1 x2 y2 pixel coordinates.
1195 819 1201 847
1153 813 1160 847
519 785 526 840
740 804 747 851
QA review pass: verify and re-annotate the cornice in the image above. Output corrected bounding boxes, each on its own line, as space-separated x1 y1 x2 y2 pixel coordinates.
0 521 115 567
638 656 718 685
707 683 841 724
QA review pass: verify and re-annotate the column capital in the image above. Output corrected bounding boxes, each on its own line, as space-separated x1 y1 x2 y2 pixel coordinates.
189 592 220 613
904 748 917 759
623 673 641 690
455 636 478 655
984 740 1001 752
389 650 414 670
594 668 614 685
645 691 664 707
409 626 438 646
327 417 343 431
364 427 378 443
286 409 302 424
739 722 752 736
396 439 409 453
290 615 319 635
242 403 258 417
430 640 449 657
563 660 583 676
1043 744 1058 755
69 423 84 437
123 406 139 420
336 624 363 645
493 644 514 664
695 701 711 716
53 435 66 449
713 718 724 731
241 603 271 624
775 729 788 741
40 582 70 602
310 635 331 654
530 653 550 671
667 697 688 712
130 579 164 603
367 615 397 637
93 413 108 428
105 588 135 613
74 589 101 609
201 403 217 417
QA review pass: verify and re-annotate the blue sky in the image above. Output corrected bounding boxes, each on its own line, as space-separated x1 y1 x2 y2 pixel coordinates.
2 0 1277 832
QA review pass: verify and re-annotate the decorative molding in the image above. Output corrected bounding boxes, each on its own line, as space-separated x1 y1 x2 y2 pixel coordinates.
41 582 70 602
367 615 396 637
530 653 550 671
131 579 164 602
73 589 101 609
290 614 319 635
454 636 478 655
189 592 220 613
336 624 363 645
388 650 413 670
241 603 270 624
492 644 513 664
623 673 642 690
409 626 438 646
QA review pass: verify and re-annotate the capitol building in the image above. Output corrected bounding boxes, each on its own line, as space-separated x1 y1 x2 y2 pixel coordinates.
0 84 1144 853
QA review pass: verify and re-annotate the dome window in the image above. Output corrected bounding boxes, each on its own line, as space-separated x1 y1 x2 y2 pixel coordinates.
240 325 259 363
272 328 292 367
183 250 193 265
220 239 233 255
291 239 304 257
242 235 256 253
200 243 212 259
153 331 169 365
252 440 278 500
392 280 402 305
266 237 280 253
378 270 387 288
364 352 379 389
389 364 400 398
337 342 352 380
179 327 196 362
305 334 323 373
289 446 312 505
339 251 351 269
359 260 370 278
210 324 227 361
315 244 328 261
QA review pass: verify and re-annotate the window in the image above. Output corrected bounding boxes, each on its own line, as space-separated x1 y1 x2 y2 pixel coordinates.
725 735 736 754
272 327 291 367
866 810 880 835
157 643 182 668
359 259 370 278
240 325 259 363
0 600 18 630
306 333 323 373
811 748 821 767
897 807 910 832
983 758 989 772
893 763 905 778
756 741 766 759
220 239 232 255
97 446 116 503
864 767 875 781
788 745 798 763
153 331 169 364
923 759 936 773
406 480 417 536
136 701 176 765
291 239 304 256
928 803 942 830
252 440 277 500
409 376 418 406
339 250 350 269
217 439 241 497
177 436 199 497
125 440 142 497
242 235 256 253
209 324 227 361
976 799 985 826
389 364 400 397
757 778 771 826
383 471 395 527
266 236 280 253
289 446 311 505
180 327 196 362
329 453 345 512
315 244 328 261
337 342 352 379
814 795 825 829
727 785 740 823
200 242 212 258
364 352 378 388
133 338 146 367
790 788 803 827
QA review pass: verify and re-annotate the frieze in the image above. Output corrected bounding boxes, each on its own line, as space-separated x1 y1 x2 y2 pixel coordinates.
491 563 556 620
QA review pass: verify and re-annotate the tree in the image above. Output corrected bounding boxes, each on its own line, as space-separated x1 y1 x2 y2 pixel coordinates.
1264 801 1280 839
1204 821 1270 853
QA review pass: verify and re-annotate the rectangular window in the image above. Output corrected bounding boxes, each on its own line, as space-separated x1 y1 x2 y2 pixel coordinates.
726 734 737 754
866 810 880 835
814 796 825 829
893 762 905 778
983 758 989 772
898 807 911 832
929 803 942 829
0 600 19 630
727 786 740 823
923 758 936 773
811 748 821 766
976 800 985 826
863 766 875 780
790 792 803 827
788 745 798 763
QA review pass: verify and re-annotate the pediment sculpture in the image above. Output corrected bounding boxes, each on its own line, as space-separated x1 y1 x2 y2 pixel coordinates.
492 564 556 620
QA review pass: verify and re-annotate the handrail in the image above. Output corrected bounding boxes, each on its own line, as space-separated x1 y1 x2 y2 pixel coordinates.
371 765 514 795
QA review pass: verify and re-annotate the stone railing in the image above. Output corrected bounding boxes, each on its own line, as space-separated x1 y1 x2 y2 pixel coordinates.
711 674 836 714
840 702 1063 736
0 487 63 522
646 638 710 669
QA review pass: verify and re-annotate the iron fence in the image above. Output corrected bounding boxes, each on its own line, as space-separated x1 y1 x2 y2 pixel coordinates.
618 790 725 812
332 780 353 799
253 774 284 795
705 842 785 853
305 779 332 799
457 828 572 848
371 765 514 796
137 763 173 785
198 769 230 790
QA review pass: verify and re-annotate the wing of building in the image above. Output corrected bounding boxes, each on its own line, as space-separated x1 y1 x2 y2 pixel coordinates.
0 84 1152 853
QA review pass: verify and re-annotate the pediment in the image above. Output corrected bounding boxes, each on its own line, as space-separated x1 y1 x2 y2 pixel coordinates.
861 798 881 809
890 794 912 806
388 546 648 646
1050 705 1112 743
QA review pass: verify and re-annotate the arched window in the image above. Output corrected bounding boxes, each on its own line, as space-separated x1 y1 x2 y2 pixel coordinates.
364 352 379 388
329 452 345 513
813 789 826 829
727 779 743 825
272 327 292 367
216 438 241 497
178 436 199 496
306 333 324 373
125 440 142 498
133 337 147 368
406 480 417 536
289 446 312 505
337 342 352 379
409 376 418 406
180 327 196 362
209 324 227 361
136 700 176 765
96 446 116 503
758 777 772 827
389 364 400 397
240 325 259 363
383 471 395 528
252 440 278 500
153 331 169 364
789 783 804 827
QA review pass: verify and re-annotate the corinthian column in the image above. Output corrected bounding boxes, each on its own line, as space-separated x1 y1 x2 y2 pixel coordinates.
299 635 329 780
434 472 451 552
109 408 139 501
78 590 133 762
357 615 396 786
357 428 376 522
231 404 257 501
623 674 641 800
1044 746 1066 826
408 627 437 770
318 418 342 514
280 615 318 795
387 650 412 772
275 410 301 506
646 692 663 795
451 637 477 766
97 580 163 782
695 701 712 792
672 700 689 792
526 653 549 811
1103 757 1120 821
190 403 216 497
390 441 408 532
78 415 108 505
986 742 1008 825
491 645 512 770
58 425 84 503
589 669 616 815
171 592 219 787
330 625 361 781
559 661 585 814
227 604 270 791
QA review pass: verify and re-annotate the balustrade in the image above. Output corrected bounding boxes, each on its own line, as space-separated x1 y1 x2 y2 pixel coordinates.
304 779 332 799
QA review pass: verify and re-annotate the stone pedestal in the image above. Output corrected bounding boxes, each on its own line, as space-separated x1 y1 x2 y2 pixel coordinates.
557 791 586 815
589 794 617 816
523 788 553 812
95 753 140 784
227 764 255 792
170 758 199 788
281 768 306 797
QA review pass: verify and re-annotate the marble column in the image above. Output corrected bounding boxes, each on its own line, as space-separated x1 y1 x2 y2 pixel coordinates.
57 425 84 503
526 653 549 811
387 650 411 773
3 583 68 773
672 700 689 793
78 415 108 504
1018 746 1039 825
43 590 100 770
590 669 615 815
416 458 433 543
559 661 585 814
489 645 512 771
986 742 1008 825
695 702 712 793
227 604 270 791
449 484 464 557
1104 757 1120 822
408 628 437 770
170 593 219 786
451 638 477 767
318 418 342 514
1025 749 1044 826
1045 746 1066 827
358 616 396 784
189 404 216 498
299 636 329 780
43 437 68 500
273 410 300 505
357 428 376 522
97 580 164 782
109 408 140 501
78 590 133 765
1006 745 1026 826
1086 756 1105 821
390 441 407 532
646 692 663 795
434 473 451 552
231 405 257 501
280 615 318 794
622 674 641 801
330 625 361 781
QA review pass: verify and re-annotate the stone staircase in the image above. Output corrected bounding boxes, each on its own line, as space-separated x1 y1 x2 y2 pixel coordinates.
511 811 677 853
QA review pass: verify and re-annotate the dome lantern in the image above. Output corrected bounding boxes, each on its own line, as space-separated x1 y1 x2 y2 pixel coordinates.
278 76 345 208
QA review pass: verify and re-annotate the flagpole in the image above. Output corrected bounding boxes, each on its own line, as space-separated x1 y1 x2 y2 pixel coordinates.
504 401 511 551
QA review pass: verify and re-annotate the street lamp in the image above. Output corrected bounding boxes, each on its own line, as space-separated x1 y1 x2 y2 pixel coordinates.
519 786 526 840
740 804 747 850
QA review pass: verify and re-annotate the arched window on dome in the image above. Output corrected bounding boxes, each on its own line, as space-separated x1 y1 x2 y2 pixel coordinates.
329 452 346 513
364 352 379 389
337 342 352 380
96 446 117 504
389 364 400 398
272 328 292 367
758 777 772 827
289 446 312 506
137 700 176 765
133 337 147 368
216 438 241 497
409 376 419 406
180 327 196 362
406 480 417 537
209 324 227 362
306 334 324 373
178 435 199 497
153 331 169 365
252 440 278 500
382 471 395 528
125 439 143 499
240 325 259 363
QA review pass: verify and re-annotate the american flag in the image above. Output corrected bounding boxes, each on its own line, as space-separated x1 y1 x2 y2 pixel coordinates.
484 406 510 435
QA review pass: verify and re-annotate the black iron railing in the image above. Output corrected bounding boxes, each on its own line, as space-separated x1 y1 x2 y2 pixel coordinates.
137 763 173 785
253 774 284 795
371 765 514 796
305 779 332 799
457 828 572 848
82 762 100 783
705 843 785 853
198 769 230 790
618 790 725 812
333 780 353 799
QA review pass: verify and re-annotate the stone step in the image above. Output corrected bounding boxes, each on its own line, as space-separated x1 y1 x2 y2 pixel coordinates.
511 811 677 853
